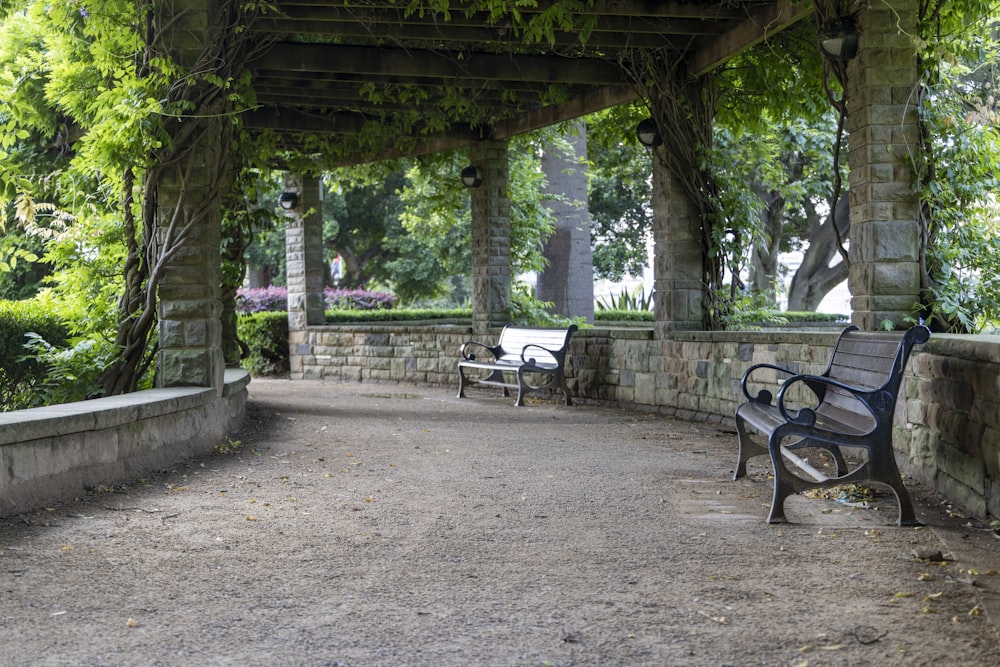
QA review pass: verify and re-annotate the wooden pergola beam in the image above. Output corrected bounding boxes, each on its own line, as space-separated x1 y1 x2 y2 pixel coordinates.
690 0 814 76
253 43 628 85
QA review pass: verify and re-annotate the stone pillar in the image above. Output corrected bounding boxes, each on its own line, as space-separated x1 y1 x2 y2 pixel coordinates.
651 149 703 335
284 173 325 380
156 2 224 390
846 0 921 329
537 119 595 323
284 173 326 330
469 140 512 335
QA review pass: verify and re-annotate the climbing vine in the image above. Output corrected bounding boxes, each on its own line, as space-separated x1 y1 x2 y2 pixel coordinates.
620 49 738 330
0 0 274 394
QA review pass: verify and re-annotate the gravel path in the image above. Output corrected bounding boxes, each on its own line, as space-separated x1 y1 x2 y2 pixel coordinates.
2 378 999 666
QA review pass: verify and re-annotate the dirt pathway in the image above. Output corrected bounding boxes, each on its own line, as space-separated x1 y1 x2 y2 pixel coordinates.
2 378 1000 666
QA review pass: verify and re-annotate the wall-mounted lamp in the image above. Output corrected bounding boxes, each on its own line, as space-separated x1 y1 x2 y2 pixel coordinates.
461 166 483 188
819 16 859 61
636 118 662 148
278 191 299 210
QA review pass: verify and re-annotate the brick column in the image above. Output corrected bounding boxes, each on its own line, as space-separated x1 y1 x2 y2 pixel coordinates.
156 2 224 390
469 140 511 335
651 149 703 334
846 0 921 329
284 173 325 379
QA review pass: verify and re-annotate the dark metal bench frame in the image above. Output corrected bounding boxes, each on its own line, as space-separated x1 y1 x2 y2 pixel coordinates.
457 324 578 407
734 325 931 525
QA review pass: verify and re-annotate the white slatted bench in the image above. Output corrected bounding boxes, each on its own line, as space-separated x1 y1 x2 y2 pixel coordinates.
457 325 577 407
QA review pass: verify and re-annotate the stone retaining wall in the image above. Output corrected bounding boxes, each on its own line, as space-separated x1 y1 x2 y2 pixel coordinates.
0 369 250 516
290 325 1000 518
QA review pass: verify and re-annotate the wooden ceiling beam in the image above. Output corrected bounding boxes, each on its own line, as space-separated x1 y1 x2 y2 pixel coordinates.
275 0 750 21
251 69 576 96
244 106 372 134
492 85 638 139
690 0 813 75
255 17 693 49
259 8 727 37
252 43 627 85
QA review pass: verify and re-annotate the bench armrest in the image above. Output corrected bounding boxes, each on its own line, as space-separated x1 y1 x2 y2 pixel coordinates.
460 340 499 362
520 343 560 365
774 374 876 427
740 363 797 403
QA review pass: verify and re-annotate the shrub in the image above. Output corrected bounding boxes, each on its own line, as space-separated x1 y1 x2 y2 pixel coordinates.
596 286 654 312
235 286 288 313
324 287 396 311
20 334 119 407
237 311 289 376
0 300 71 411
595 309 654 322
325 307 470 323
235 286 396 313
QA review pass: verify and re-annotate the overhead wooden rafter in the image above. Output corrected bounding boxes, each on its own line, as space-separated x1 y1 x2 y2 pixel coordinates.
244 0 815 163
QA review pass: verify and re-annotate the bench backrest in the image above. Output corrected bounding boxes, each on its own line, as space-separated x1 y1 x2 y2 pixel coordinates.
496 325 578 367
815 325 930 430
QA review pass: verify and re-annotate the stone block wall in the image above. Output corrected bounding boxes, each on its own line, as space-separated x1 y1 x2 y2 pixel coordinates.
291 325 472 387
290 324 1000 519
0 370 250 516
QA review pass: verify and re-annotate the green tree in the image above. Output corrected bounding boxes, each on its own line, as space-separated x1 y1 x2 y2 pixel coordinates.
586 105 652 283
916 0 1000 332
325 170 407 289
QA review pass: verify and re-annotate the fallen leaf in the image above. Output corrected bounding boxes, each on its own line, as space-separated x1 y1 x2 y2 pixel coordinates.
894 592 915 598
126 618 139 627
969 605 983 616
246 515 257 521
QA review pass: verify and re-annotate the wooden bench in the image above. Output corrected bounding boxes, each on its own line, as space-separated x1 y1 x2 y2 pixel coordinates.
734 325 930 525
457 324 578 407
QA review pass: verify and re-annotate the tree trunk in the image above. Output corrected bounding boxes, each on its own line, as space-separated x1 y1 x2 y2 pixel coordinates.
537 120 595 322
749 190 785 298
787 195 850 312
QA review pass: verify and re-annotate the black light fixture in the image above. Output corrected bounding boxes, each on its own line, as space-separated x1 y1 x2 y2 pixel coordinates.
819 16 860 61
461 165 483 188
278 191 299 210
636 118 662 148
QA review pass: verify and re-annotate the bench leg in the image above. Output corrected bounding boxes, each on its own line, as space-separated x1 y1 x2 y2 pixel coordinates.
872 450 919 526
733 415 769 480
558 373 573 406
767 455 796 524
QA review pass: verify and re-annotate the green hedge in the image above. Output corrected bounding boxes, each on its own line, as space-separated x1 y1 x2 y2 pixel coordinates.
325 307 471 324
0 301 70 411
237 311 290 377
595 309 654 322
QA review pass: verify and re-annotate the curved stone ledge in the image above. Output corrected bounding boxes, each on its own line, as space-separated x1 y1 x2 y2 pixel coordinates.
0 369 250 516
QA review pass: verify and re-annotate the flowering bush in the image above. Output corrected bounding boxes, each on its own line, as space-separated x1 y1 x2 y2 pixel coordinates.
235 286 395 313
324 287 395 311
235 286 288 313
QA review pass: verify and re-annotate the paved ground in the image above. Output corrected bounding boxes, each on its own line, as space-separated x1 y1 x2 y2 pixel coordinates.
2 378 1000 666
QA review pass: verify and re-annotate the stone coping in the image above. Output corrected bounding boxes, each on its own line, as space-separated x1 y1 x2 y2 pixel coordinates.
0 368 250 447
